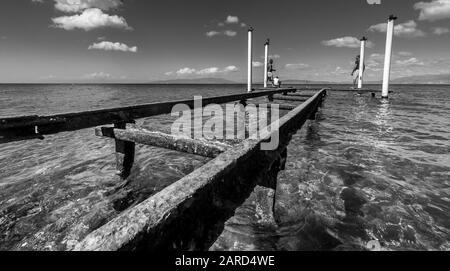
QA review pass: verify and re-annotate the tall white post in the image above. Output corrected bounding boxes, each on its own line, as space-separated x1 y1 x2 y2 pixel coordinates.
247 27 254 93
264 39 269 88
382 15 397 98
358 37 367 89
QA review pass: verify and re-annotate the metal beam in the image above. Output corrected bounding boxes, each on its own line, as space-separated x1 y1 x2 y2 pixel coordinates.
0 88 297 144
95 127 229 158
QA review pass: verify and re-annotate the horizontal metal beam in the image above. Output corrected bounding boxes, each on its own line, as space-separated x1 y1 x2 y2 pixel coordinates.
95 127 229 158
0 88 297 144
74 89 327 251
272 95 308 102
254 103 296 111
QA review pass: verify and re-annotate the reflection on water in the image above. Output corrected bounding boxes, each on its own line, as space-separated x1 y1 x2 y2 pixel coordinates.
0 84 449 251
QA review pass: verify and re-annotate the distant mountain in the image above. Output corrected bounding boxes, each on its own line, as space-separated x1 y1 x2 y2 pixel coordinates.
390 74 450 84
150 78 238 84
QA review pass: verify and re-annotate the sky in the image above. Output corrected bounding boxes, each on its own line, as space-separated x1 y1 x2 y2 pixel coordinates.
0 0 450 83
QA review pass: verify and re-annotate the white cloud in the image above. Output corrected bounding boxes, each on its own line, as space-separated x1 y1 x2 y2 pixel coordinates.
240 23 247 28
168 66 239 77
206 30 237 38
432 26 450 35
285 63 310 69
252 61 263 68
395 57 425 66
368 20 425 38
52 8 131 31
223 65 239 72
224 30 237 37
54 0 123 13
225 15 239 24
206 31 220 37
414 0 450 21
321 36 374 48
197 67 220 75
176 67 197 75
83 71 111 79
88 41 137 52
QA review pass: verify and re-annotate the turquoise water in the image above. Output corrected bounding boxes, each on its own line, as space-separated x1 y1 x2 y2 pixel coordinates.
0 84 449 250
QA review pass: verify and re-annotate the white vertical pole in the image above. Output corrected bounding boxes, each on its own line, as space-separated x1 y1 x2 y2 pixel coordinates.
382 15 397 98
247 27 254 93
358 37 367 89
264 39 269 88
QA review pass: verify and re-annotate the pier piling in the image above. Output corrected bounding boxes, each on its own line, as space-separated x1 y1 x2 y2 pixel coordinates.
358 37 367 89
247 27 254 93
114 122 135 179
264 39 269 88
382 15 397 98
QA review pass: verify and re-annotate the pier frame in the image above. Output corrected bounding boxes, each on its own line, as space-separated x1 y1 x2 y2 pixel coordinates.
0 87 327 251
74 89 327 251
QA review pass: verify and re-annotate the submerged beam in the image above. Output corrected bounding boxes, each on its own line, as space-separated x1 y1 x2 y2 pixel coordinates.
74 89 327 251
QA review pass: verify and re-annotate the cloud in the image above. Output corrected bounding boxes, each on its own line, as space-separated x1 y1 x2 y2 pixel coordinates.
52 8 131 31
252 61 263 68
197 67 220 75
225 15 239 24
206 31 220 37
83 71 112 79
206 30 237 37
88 41 137 52
368 20 425 38
395 57 425 67
54 0 123 13
223 65 239 72
285 63 310 70
176 67 197 75
224 30 237 37
432 26 450 35
169 66 239 77
414 0 450 21
321 36 374 48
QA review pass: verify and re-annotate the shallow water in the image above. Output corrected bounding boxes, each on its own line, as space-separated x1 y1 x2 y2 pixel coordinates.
0 84 449 251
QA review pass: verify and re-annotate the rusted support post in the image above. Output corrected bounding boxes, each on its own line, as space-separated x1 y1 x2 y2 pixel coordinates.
113 122 135 179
